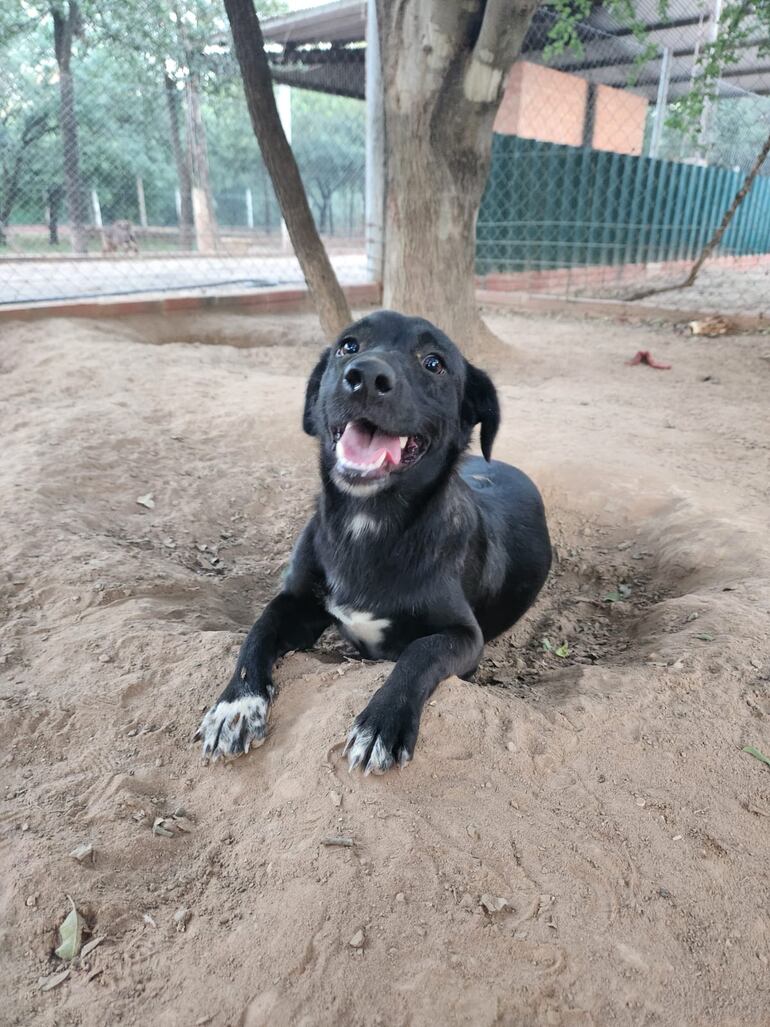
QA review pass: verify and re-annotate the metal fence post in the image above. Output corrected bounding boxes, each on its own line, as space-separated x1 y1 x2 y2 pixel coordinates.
365 0 385 283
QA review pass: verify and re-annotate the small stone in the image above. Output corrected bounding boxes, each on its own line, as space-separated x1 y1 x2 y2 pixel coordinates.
395 892 406 903
26 895 37 908
98 654 111 664
70 842 94 863
480 894 510 914
349 929 364 949
466 824 480 840
21 822 29 832
174 908 191 931
506 741 515 752
330 791 342 808
635 798 646 808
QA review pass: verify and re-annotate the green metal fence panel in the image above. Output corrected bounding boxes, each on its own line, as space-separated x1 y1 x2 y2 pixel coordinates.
477 134 770 273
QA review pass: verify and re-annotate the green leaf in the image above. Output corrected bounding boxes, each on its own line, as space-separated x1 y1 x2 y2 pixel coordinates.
743 745 770 768
554 643 570 658
603 591 623 603
54 898 85 961
542 638 553 652
695 632 714 642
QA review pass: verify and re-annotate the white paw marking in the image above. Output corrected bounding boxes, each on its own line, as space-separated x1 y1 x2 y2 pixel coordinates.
344 725 411 776
197 695 269 763
326 603 390 647
344 726 374 772
348 513 379 539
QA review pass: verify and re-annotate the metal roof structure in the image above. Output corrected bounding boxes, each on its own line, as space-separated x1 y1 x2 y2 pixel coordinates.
261 0 770 101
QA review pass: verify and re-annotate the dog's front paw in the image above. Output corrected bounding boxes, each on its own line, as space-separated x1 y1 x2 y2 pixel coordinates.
195 695 270 763
344 702 417 775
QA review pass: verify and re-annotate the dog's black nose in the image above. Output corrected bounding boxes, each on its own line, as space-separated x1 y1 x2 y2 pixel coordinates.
343 357 395 397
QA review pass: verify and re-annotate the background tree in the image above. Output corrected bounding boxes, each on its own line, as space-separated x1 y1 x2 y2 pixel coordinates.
0 32 57 245
292 91 365 236
51 1 89 253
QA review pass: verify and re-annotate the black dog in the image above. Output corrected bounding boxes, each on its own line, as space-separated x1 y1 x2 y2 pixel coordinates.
196 310 551 774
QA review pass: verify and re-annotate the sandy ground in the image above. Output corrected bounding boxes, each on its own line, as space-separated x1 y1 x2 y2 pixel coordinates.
1 307 769 1027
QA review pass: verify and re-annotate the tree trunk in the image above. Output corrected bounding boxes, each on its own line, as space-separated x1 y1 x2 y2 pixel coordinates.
263 174 271 233
377 0 540 360
185 72 218 252
224 0 351 338
164 74 194 250
0 151 24 240
48 185 63 245
53 3 88 255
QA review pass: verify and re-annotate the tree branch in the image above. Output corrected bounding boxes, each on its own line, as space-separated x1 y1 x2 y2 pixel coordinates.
464 0 540 103
473 0 541 68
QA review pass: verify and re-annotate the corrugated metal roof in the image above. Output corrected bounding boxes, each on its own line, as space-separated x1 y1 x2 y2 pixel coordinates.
260 0 770 100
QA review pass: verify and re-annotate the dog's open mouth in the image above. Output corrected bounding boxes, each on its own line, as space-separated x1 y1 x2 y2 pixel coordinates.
332 419 428 481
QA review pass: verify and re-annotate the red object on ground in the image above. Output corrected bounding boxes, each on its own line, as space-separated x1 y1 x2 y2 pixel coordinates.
625 350 672 370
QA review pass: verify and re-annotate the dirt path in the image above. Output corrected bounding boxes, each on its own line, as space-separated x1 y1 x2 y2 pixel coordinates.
1 309 769 1026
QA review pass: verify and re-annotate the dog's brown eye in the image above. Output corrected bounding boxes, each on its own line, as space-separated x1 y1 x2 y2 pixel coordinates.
423 353 445 375
337 338 359 356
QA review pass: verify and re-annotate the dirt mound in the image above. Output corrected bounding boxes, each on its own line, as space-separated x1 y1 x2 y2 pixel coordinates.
1 310 769 1026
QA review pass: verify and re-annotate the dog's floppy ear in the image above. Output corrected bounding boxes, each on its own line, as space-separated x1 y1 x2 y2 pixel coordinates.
461 361 500 462
302 347 331 436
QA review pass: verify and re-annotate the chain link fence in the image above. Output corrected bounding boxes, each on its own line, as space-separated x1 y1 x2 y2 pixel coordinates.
0 1 367 307
2 2 769 317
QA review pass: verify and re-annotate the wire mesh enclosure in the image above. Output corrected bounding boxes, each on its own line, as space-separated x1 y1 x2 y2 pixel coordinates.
1 1 769 316
0 1 367 306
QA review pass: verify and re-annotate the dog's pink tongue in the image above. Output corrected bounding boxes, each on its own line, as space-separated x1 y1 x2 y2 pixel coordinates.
339 422 402 466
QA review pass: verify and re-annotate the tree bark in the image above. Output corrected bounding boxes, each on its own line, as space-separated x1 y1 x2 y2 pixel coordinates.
627 127 770 302
48 184 63 245
224 0 352 338
52 2 88 255
1 111 53 245
377 0 540 358
185 71 218 252
164 73 194 250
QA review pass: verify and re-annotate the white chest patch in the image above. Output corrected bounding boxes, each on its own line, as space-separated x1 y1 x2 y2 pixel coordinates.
327 602 391 648
348 513 379 539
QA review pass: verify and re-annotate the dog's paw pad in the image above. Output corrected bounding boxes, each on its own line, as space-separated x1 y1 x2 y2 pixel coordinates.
196 695 270 763
344 724 412 776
